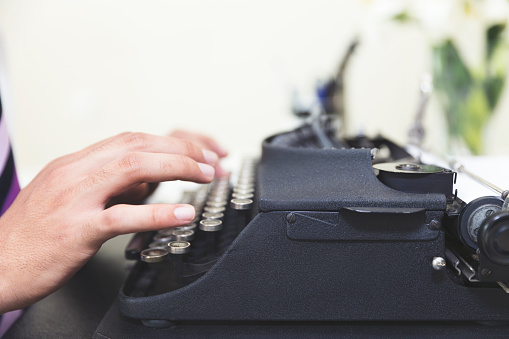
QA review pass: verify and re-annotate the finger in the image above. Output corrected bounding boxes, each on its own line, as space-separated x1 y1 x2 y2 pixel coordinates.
170 130 228 157
106 182 159 207
214 163 229 178
197 135 228 158
64 132 220 177
91 204 195 243
80 152 214 203
41 133 131 167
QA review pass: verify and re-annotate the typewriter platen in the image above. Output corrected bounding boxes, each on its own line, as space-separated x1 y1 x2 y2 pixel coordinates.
114 122 509 328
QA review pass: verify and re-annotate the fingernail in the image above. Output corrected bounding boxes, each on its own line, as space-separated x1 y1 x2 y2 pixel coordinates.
174 205 195 221
198 163 215 179
202 149 218 165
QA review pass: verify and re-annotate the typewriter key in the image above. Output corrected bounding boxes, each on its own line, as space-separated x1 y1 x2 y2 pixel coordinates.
194 190 207 200
231 198 253 210
204 206 226 213
232 192 254 199
233 187 255 194
140 248 169 263
153 234 174 242
199 219 223 232
240 170 255 176
206 201 226 208
172 229 195 241
148 241 170 249
157 228 177 237
208 195 228 203
175 223 197 231
234 184 254 190
202 212 224 220
214 193 228 200
199 221 222 260
168 241 191 254
168 241 191 284
213 183 229 190
208 196 228 204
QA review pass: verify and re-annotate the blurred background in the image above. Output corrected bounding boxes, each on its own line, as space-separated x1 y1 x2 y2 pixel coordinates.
0 0 508 185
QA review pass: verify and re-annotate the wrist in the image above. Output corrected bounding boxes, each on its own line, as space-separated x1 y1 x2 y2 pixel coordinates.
0 275 13 314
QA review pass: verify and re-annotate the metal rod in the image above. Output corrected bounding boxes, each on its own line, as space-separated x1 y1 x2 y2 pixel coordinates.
452 162 508 199
408 73 433 147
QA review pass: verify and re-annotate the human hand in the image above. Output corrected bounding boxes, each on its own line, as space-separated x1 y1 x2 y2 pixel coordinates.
169 129 228 177
110 130 228 205
0 132 217 313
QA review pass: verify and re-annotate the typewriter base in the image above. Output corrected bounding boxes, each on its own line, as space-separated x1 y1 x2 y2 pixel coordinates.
94 300 509 339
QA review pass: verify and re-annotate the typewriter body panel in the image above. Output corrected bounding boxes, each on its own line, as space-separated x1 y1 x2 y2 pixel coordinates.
118 127 509 324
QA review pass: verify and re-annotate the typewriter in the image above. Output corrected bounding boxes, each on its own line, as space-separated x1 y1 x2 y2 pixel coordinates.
93 119 509 335
94 72 509 337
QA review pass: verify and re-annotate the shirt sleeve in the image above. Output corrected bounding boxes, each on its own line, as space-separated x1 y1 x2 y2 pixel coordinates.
0 93 22 336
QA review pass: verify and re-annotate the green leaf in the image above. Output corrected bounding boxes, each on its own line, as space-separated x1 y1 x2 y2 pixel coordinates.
487 24 506 60
484 28 507 111
433 40 472 98
458 86 491 154
483 76 505 111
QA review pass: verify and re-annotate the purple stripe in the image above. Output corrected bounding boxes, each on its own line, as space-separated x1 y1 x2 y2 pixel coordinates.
0 116 11 172
0 168 20 215
0 309 23 336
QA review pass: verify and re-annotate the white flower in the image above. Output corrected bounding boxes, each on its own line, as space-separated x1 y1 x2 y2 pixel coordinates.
410 0 456 44
482 0 509 26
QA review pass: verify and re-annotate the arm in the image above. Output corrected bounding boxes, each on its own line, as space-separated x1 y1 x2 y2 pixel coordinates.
0 132 218 313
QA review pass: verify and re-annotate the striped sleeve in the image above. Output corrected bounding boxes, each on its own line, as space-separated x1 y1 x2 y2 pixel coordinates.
0 94 20 214
0 93 22 334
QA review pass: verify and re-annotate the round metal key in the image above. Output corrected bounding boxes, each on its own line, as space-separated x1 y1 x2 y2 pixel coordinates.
148 241 170 249
204 206 226 213
168 241 191 254
233 187 255 194
202 212 224 220
172 229 195 241
206 201 226 208
230 198 253 210
199 219 223 232
141 248 169 263
157 228 177 237
232 192 253 199
175 223 197 231
153 234 174 242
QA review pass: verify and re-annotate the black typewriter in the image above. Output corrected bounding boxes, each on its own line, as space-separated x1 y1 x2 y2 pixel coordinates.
91 117 509 337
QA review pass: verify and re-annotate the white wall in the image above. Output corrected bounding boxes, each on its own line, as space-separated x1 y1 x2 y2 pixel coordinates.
0 0 507 184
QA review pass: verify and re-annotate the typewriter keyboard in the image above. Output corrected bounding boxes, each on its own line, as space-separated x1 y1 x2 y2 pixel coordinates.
123 158 257 296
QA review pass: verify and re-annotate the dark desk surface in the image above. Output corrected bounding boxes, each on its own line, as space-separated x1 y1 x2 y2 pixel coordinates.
4 234 131 339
